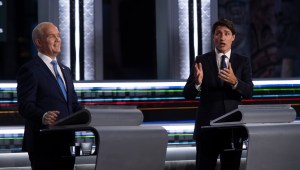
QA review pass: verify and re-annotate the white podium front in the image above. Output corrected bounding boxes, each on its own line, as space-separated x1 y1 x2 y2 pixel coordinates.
43 105 168 170
205 104 300 170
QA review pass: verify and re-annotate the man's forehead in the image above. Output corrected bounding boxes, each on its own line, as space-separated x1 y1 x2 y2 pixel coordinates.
215 26 232 33
44 29 59 36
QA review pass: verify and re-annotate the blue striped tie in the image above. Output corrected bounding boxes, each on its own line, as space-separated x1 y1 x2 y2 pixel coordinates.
51 60 67 101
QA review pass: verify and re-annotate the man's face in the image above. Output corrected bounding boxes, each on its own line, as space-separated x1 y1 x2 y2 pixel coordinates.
37 24 61 58
212 26 235 53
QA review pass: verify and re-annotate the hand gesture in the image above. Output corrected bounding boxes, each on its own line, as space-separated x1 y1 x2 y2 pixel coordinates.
194 62 203 85
43 111 60 125
218 63 238 85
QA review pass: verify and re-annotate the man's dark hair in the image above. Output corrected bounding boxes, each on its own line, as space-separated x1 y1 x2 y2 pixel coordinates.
212 18 236 35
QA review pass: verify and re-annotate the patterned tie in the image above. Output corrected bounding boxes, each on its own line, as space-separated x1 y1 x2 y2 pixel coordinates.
51 60 67 101
220 55 227 70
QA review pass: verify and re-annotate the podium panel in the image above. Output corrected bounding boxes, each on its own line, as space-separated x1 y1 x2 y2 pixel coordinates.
207 104 300 170
44 106 168 170
245 123 300 170
94 126 168 170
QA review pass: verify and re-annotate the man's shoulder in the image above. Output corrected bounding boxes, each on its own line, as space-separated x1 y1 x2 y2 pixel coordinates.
19 57 41 70
231 53 250 64
17 57 41 80
18 57 39 74
231 52 248 59
197 51 214 58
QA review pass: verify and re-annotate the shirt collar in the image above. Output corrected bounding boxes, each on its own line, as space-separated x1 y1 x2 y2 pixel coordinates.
38 52 57 64
215 48 231 59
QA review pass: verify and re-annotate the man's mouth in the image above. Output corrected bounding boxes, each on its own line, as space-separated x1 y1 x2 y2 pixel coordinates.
220 43 226 47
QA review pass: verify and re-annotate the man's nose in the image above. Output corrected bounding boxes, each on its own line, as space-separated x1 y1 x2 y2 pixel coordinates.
220 34 225 40
55 36 61 41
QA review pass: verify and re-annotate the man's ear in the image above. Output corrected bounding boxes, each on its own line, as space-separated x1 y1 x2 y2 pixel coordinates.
34 39 41 47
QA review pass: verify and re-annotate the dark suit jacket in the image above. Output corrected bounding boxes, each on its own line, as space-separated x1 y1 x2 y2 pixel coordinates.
17 56 82 153
183 51 253 139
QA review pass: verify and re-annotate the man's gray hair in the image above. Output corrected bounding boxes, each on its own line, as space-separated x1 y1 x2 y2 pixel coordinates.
32 22 55 43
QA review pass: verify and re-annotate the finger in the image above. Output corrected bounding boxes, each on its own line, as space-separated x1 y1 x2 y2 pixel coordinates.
228 62 231 69
219 69 228 76
44 116 54 125
46 111 60 122
46 116 56 124
218 75 226 81
218 72 226 80
45 112 52 120
221 69 231 79
219 75 229 82
195 63 200 71
219 71 230 80
46 113 55 121
49 111 60 117
198 62 203 69
195 63 201 75
48 119 56 125
52 110 60 115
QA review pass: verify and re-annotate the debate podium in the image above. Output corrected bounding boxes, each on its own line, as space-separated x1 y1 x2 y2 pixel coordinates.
206 104 300 170
43 105 168 170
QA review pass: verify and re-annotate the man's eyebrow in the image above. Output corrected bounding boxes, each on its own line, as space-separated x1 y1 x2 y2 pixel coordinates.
46 33 60 36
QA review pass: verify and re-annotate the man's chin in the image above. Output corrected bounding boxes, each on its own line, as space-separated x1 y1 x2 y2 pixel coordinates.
49 51 60 58
217 47 229 53
53 50 61 55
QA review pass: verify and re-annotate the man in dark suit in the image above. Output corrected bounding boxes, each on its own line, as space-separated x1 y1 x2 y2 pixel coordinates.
184 19 253 170
17 22 82 170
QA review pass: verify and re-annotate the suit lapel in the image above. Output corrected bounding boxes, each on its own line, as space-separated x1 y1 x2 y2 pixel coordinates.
207 52 222 86
35 57 56 80
229 53 238 72
35 57 68 102
58 63 70 101
229 54 234 69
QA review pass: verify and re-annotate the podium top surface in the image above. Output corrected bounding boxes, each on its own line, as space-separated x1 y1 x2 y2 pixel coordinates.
210 104 296 125
54 109 91 126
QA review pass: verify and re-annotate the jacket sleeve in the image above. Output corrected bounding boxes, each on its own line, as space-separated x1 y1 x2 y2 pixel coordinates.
234 56 253 99
183 57 200 100
17 65 44 124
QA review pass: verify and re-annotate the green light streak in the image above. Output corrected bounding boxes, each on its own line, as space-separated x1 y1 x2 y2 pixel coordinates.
0 137 23 140
75 136 95 139
254 88 300 92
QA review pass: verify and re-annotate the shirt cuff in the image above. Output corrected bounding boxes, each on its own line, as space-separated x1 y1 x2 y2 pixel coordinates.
195 84 201 91
232 80 238 89
42 112 47 125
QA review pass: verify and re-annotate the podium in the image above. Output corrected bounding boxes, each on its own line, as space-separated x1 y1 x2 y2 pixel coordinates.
206 104 300 170
43 105 168 170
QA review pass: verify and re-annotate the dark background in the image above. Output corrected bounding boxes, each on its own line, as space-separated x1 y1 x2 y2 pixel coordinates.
0 0 300 80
